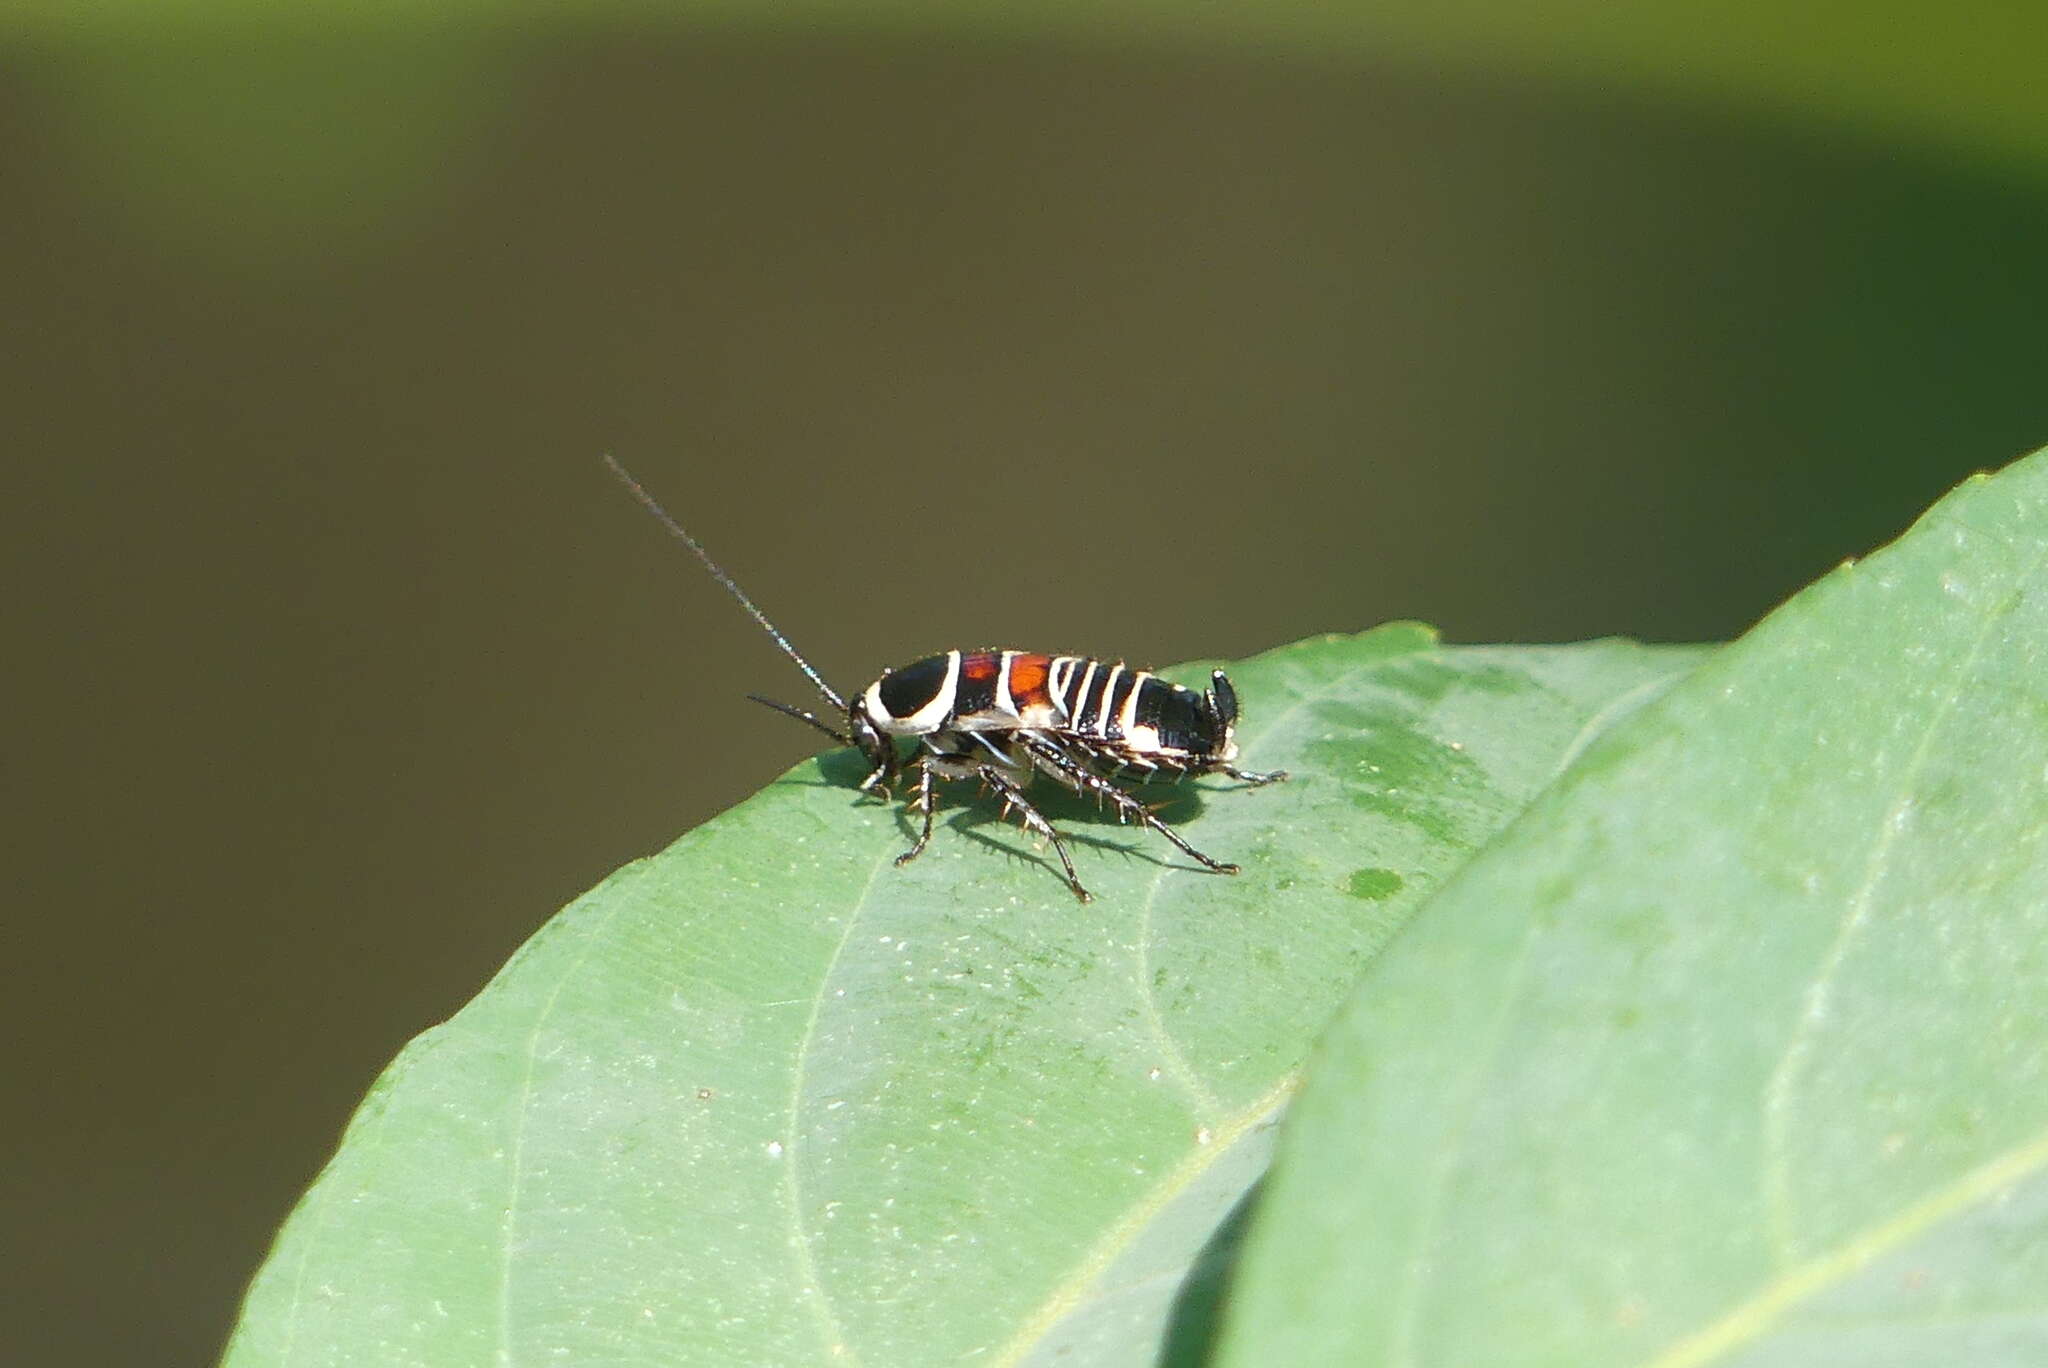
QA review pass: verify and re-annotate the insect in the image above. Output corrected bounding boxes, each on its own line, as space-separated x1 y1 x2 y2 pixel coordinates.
605 456 1285 901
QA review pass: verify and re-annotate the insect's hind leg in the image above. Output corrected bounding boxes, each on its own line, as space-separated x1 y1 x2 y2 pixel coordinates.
1024 737 1242 876
894 763 940 868
1222 764 1288 786
978 764 1092 903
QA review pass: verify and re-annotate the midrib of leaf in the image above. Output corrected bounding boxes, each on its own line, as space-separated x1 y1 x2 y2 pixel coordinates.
1645 1122 2048 1368
1758 565 2034 1267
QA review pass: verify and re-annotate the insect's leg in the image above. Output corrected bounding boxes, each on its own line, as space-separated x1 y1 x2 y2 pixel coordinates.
857 743 901 794
894 763 940 867
1024 737 1241 875
1222 765 1288 785
979 764 1092 903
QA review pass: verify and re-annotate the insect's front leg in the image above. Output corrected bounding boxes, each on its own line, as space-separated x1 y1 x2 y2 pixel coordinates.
893 763 940 868
856 735 905 795
1222 764 1288 786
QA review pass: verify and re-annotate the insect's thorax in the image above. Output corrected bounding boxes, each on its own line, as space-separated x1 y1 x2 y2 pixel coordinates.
858 649 1237 765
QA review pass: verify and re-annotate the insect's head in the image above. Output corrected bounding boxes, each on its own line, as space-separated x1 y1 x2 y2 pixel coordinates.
746 691 891 769
847 701 893 772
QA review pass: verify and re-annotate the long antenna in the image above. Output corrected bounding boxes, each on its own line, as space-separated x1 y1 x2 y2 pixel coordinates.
747 693 850 745
603 454 847 712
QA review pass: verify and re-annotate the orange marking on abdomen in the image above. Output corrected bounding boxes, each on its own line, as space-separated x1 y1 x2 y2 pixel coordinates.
960 651 1001 682
1007 653 1052 710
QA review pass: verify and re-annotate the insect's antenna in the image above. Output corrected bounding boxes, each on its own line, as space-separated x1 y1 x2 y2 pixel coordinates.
747 694 851 745
604 454 848 712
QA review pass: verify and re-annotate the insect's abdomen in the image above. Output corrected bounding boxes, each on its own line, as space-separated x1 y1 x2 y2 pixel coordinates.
1045 656 1224 759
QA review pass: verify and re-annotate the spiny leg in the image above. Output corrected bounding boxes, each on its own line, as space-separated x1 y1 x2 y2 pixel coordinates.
979 763 1092 903
1222 764 1288 786
1023 737 1241 875
894 763 939 867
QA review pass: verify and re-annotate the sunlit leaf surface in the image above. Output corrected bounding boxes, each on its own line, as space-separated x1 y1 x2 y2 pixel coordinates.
1222 453 2048 1366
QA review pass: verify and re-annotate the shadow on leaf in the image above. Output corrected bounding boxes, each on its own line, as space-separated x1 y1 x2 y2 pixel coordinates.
1157 1176 1268 1368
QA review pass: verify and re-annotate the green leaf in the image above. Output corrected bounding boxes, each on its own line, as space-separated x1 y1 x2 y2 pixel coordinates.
1219 451 2048 1366
222 625 1701 1367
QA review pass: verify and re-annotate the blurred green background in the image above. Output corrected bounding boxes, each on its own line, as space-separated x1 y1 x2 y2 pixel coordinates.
8 4 2048 1364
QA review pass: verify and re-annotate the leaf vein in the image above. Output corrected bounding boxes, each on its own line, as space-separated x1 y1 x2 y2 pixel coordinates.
780 847 896 1367
1647 1121 2048 1368
1121 651 1408 1125
1759 555 2032 1264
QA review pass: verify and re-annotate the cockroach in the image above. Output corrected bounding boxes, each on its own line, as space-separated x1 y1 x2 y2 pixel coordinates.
606 456 1285 901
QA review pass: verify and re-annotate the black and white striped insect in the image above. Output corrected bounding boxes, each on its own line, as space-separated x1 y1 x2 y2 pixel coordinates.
606 457 1285 902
